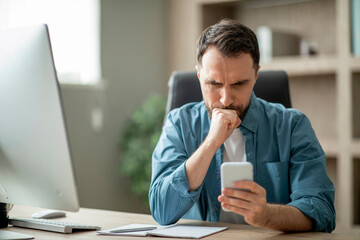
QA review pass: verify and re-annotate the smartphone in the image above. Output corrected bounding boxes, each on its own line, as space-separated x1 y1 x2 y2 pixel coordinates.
220 162 253 211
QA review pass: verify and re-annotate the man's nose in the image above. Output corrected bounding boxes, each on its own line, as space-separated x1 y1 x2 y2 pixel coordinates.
220 87 233 107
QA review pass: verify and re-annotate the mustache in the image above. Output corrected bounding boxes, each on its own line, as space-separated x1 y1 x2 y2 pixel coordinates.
217 105 241 111
205 103 246 120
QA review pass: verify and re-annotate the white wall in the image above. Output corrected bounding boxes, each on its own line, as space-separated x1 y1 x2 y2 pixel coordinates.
60 0 168 214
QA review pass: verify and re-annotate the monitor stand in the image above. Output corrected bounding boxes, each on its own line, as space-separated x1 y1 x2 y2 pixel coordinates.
0 203 33 240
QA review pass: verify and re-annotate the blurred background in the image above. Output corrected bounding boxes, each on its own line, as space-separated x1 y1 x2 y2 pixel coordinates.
1 0 359 234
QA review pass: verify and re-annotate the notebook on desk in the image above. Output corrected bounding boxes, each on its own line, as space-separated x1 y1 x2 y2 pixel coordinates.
97 223 227 238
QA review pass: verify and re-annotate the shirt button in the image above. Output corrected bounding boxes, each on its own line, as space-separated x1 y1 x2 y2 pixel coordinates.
213 207 218 211
216 175 220 180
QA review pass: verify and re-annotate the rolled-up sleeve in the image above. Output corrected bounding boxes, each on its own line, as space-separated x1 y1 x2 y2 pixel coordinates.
287 114 336 232
149 114 202 225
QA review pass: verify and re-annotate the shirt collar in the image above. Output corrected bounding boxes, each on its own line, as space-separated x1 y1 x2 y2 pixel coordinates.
239 92 260 133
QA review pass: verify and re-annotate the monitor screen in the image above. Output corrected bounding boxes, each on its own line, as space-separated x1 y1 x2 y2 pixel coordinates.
0 24 79 213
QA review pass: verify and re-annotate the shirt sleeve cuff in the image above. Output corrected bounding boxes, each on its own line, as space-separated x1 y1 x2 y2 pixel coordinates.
287 197 335 232
169 161 203 203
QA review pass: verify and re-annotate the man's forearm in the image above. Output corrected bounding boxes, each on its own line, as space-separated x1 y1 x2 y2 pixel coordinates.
186 108 240 192
263 204 312 232
185 138 220 191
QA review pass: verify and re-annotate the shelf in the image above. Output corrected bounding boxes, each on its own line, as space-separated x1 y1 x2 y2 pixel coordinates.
350 225 360 235
319 137 338 157
197 0 333 8
353 73 360 139
325 156 337 186
289 75 336 140
352 140 360 157
319 139 360 157
260 55 337 76
196 0 240 4
351 57 360 71
354 158 360 225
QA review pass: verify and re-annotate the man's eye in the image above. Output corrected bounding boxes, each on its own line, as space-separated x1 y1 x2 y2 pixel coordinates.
209 83 222 88
234 80 249 86
233 83 244 88
206 81 221 87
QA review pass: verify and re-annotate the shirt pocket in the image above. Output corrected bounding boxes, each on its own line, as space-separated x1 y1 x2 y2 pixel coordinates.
263 161 290 204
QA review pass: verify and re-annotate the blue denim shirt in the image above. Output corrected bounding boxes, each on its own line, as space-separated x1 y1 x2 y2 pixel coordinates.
149 93 335 232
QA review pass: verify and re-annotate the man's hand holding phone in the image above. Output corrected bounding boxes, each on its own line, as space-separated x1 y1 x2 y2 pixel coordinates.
218 162 270 228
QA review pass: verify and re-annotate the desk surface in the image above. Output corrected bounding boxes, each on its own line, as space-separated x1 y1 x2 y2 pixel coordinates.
2 206 358 239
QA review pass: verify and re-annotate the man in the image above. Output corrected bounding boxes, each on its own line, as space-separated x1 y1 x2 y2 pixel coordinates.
149 19 335 233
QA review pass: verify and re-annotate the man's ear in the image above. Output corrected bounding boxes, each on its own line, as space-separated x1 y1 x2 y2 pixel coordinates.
195 65 201 80
255 65 261 81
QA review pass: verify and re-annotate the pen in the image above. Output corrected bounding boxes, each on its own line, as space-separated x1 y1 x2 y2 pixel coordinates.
109 226 157 233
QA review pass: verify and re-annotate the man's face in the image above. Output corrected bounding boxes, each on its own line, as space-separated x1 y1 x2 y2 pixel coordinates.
196 46 259 120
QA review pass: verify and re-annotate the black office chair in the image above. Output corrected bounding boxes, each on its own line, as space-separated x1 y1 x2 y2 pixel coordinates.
165 70 291 115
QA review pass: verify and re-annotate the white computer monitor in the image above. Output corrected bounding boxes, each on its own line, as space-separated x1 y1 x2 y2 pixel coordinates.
0 24 79 237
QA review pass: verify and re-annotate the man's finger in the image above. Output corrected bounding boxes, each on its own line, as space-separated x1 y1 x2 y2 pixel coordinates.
221 202 249 216
232 180 266 195
222 187 250 198
218 195 253 210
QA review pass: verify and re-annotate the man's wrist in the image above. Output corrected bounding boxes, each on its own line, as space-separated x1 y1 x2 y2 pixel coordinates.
258 204 313 232
261 204 274 229
203 135 223 150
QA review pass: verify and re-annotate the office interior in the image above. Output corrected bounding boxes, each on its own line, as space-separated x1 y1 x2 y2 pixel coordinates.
2 0 360 235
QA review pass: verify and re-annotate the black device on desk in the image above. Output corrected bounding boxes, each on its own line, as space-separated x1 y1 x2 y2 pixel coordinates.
0 24 100 239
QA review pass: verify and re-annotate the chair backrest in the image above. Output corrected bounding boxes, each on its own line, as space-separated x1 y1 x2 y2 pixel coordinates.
165 70 291 115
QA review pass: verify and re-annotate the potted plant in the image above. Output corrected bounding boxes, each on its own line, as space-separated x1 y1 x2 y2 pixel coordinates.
120 94 166 206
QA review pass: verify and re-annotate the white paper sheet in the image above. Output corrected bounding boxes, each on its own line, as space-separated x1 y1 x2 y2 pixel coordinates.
149 225 227 239
97 223 227 238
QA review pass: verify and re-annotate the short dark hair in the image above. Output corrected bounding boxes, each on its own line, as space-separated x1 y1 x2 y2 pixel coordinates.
196 19 260 71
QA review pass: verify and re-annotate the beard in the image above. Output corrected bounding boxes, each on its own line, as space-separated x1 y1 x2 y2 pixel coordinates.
205 101 248 121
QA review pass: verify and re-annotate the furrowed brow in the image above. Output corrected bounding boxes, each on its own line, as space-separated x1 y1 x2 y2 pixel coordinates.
205 79 223 85
232 79 250 86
